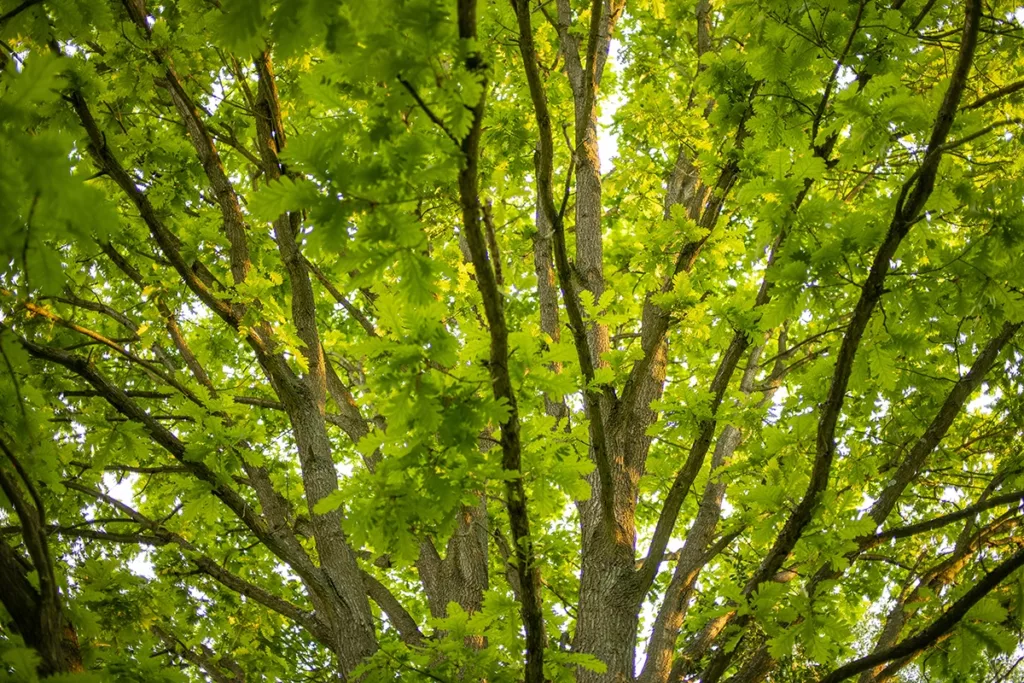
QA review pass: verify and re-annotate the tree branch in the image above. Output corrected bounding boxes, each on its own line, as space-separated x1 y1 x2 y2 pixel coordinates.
64 480 328 642
397 75 460 146
361 571 426 646
963 78 1024 110
818 546 1024 683
868 489 1024 545
745 0 982 597
512 0 618 542
459 2 545 679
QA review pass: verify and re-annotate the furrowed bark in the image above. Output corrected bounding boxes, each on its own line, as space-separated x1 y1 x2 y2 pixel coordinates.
725 644 774 683
64 66 296 404
563 4 750 676
70 47 378 673
522 34 643 683
0 541 82 675
0 445 83 676
10 336 385 668
93 245 429 666
639 342 773 683
620 23 859 612
96 241 370 639
572 0 612 346
67 91 244 331
609 123 765 656
624 0 853 447
361 571 426 646
617 89 756 427
415 498 490 638
514 1 634 678
553 0 624 361
532 144 568 420
254 52 489 651
65 240 380 671
548 10 633 627
120 0 250 286
619 121 752 603
16 1 1019 681
515 0 618 539
616 0 730 425
251 49 378 672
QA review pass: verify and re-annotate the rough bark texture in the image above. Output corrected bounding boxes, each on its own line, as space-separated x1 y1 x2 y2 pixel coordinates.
417 498 490 631
0 449 84 677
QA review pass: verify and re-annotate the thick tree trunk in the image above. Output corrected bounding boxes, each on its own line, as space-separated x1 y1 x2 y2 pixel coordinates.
574 514 641 683
417 498 490 648
0 532 83 676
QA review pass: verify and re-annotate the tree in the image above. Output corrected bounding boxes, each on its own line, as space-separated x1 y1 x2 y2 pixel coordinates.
1 0 1024 680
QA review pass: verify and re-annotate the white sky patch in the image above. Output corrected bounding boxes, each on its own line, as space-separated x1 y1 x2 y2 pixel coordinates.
940 486 963 505
870 397 890 422
274 561 302 584
128 550 157 579
597 39 625 174
100 473 157 578
836 64 857 89
764 385 788 425
103 471 137 504
967 384 1001 414
721 495 734 517
636 597 657 671
565 391 586 414
207 74 226 114
858 493 876 514
665 536 684 553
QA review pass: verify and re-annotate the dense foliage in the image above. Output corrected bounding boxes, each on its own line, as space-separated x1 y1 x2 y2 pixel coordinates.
2 0 1024 681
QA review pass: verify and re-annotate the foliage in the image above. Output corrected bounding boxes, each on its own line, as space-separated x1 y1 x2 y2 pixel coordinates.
1 0 1024 681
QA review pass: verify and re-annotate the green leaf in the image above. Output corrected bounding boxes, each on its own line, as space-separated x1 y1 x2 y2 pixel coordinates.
312 489 348 515
4 53 63 110
248 177 319 221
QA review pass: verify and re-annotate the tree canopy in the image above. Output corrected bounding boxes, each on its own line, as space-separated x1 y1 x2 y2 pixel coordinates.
2 0 1024 681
